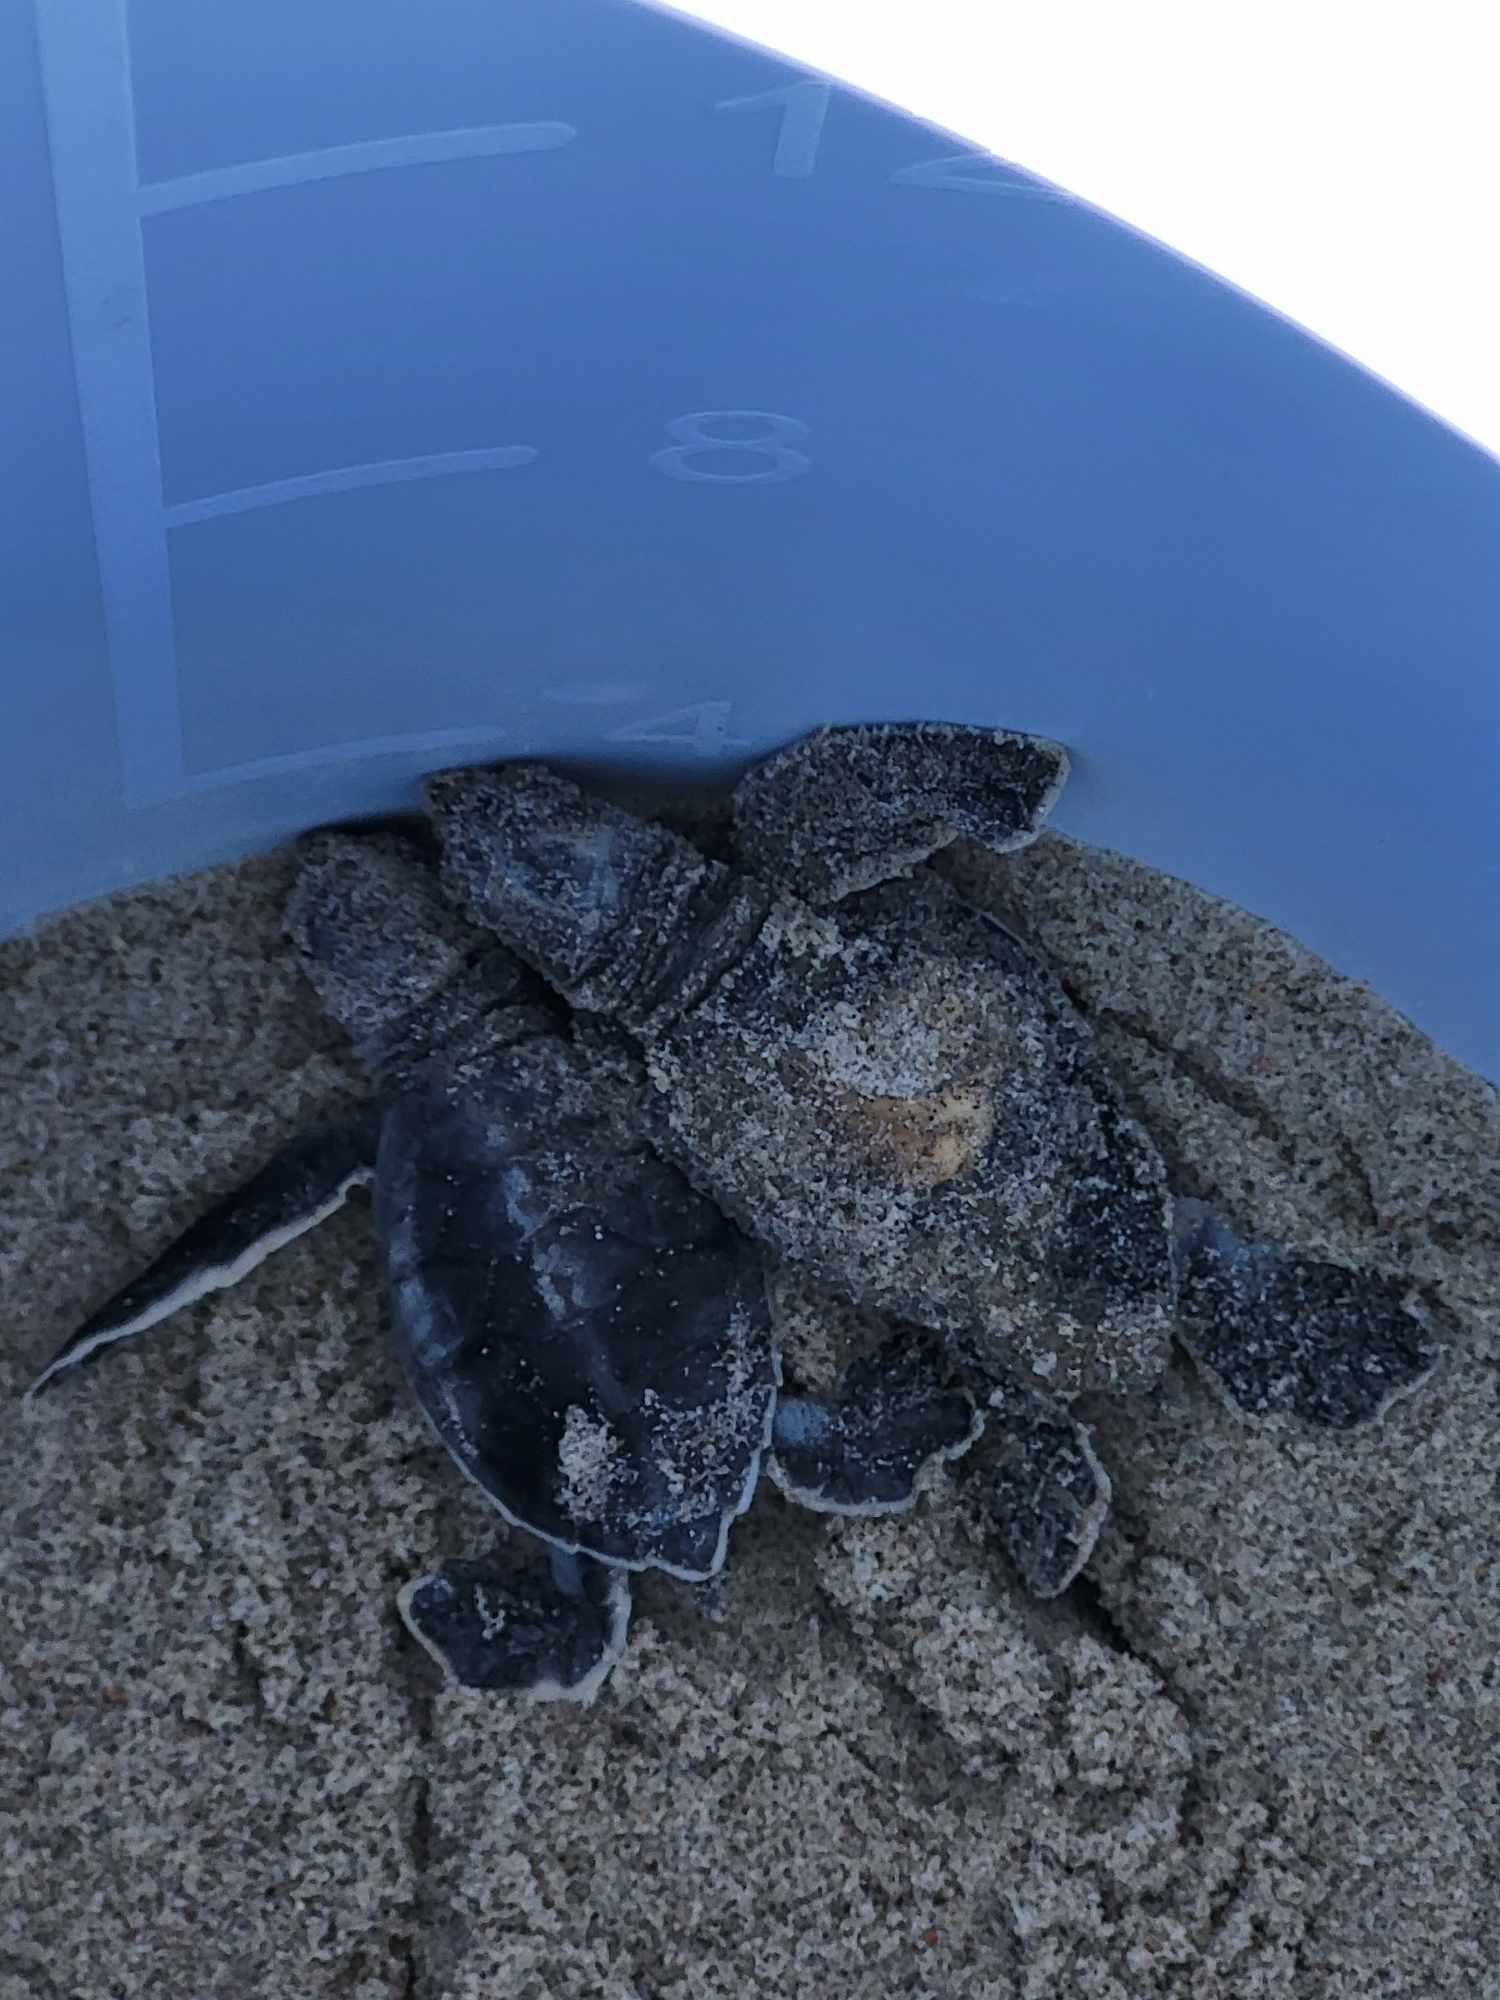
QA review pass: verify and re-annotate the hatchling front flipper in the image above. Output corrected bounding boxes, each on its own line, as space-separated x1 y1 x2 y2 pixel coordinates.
729 721 1070 906
1171 1202 1438 1428
22 1111 381 1400
398 1550 631 1701
769 1343 1111 1598
767 1331 983 1515
763 1270 1112 1595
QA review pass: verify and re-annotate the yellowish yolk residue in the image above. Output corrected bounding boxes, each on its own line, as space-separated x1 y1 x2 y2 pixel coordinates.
827 1080 995 1186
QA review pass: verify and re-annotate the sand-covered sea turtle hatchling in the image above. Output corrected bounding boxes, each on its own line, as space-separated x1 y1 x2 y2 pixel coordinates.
425 720 1438 1592
23 833 979 1701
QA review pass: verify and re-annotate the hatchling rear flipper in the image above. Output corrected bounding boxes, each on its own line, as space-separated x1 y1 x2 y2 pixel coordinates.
398 1550 631 1703
982 1374 1114 1599
1171 1201 1438 1429
23 1110 381 1401
729 722 1070 906
767 1331 983 1516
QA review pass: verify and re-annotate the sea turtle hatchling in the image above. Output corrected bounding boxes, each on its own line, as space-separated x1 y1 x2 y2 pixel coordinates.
24 832 979 1701
424 720 1438 1592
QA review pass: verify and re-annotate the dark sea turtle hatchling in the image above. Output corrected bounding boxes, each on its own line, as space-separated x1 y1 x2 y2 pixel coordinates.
24 834 979 1701
423 720 1438 1591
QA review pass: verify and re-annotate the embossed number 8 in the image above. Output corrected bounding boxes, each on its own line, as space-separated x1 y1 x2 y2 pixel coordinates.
651 411 811 484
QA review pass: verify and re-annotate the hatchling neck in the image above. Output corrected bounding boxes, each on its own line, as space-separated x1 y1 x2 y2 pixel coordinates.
565 851 774 1034
362 968 556 1090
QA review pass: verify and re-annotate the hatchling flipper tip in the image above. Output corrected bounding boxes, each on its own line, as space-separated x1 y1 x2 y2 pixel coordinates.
23 1112 380 1401
1171 1201 1438 1428
730 720 1070 905
398 1552 632 1702
768 1331 983 1516
982 1376 1113 1599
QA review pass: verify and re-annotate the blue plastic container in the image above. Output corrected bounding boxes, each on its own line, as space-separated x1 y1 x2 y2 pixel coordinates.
5 0 1497 1081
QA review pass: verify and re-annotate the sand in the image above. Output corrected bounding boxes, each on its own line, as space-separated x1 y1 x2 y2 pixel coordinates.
2 830 1497 2000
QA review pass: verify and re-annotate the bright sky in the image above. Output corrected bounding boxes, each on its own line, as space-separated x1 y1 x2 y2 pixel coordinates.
678 0 1500 463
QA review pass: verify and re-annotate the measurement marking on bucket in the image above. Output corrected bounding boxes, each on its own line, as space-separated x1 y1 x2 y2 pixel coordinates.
162 449 539 529
34 0 578 808
37 1 998 809
605 702 749 757
889 154 1074 200
544 684 647 708
138 124 577 216
716 81 831 180
714 76 1068 205
651 413 811 484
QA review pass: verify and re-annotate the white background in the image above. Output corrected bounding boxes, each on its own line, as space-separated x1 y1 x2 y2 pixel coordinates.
678 0 1500 462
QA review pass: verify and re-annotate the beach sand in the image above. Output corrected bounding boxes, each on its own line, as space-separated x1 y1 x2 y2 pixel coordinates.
3 831 1496 1999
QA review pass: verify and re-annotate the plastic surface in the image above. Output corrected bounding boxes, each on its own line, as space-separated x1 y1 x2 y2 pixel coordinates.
4 0 1497 1082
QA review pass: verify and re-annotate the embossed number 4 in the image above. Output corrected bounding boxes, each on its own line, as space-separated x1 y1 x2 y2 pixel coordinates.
606 702 746 756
